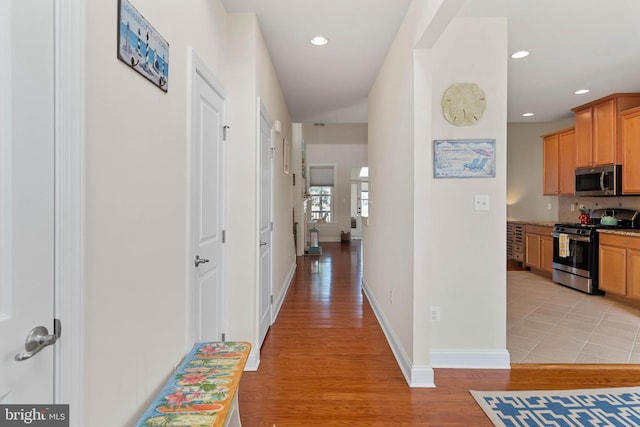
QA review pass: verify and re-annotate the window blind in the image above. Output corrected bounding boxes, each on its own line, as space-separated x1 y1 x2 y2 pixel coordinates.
309 166 334 186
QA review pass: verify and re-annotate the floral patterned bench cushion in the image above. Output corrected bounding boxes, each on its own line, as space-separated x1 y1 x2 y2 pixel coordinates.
135 341 251 427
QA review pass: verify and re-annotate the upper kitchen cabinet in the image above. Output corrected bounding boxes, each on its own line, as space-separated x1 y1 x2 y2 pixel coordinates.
572 93 640 167
621 106 640 193
542 127 575 195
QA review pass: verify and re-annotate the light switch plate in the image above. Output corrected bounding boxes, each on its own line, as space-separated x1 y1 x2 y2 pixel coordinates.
474 194 490 211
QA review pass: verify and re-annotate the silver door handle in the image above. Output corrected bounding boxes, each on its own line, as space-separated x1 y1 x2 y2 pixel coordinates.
15 320 61 362
260 241 268 246
194 255 210 267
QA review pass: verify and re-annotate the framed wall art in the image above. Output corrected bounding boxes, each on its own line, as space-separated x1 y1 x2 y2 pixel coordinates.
433 139 495 178
283 137 290 174
117 0 170 92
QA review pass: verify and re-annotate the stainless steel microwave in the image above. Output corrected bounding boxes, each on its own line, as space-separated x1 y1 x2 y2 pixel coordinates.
574 164 622 196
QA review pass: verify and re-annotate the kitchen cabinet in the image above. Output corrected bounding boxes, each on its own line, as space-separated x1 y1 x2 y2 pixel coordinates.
542 127 575 195
621 106 640 193
572 93 640 167
599 233 640 299
525 225 553 273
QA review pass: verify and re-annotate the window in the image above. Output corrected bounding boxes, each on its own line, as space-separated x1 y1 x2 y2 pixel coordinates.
309 186 332 222
309 166 334 223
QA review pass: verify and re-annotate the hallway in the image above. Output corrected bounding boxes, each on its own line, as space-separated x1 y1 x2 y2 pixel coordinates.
238 242 640 426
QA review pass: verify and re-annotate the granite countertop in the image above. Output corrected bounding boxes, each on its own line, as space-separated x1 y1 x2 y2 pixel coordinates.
508 220 556 227
597 229 640 237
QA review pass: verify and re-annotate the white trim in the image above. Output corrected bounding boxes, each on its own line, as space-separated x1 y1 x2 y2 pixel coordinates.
430 349 511 369
186 48 228 349
54 0 86 424
244 350 260 372
362 278 435 388
272 261 296 323
256 98 274 353
0 0 13 322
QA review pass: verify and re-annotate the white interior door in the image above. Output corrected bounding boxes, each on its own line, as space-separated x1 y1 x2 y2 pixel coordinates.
190 54 226 344
258 103 272 348
0 0 56 403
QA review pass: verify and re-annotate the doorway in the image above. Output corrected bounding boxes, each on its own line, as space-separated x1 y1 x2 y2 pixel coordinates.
188 50 227 345
1 0 56 403
350 167 368 239
258 99 273 349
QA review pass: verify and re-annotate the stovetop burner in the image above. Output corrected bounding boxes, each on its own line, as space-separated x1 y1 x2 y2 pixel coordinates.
556 208 640 232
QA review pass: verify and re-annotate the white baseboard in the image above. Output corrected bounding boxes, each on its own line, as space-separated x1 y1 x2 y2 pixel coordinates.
362 277 435 388
245 261 296 372
273 261 296 322
244 349 260 371
430 349 511 369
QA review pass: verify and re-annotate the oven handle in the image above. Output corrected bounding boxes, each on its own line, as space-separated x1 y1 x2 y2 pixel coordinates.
552 232 591 242
600 171 606 191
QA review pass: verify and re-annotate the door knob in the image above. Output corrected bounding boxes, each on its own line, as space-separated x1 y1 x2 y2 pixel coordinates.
194 255 210 267
15 320 61 362
260 241 268 247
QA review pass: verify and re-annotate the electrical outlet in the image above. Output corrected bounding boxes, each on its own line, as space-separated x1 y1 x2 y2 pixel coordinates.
570 203 575 212
430 306 440 322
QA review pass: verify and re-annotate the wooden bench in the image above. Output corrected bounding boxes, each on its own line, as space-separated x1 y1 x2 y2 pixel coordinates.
135 341 251 427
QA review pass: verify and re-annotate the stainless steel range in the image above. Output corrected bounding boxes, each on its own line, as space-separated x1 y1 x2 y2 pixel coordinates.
552 208 640 294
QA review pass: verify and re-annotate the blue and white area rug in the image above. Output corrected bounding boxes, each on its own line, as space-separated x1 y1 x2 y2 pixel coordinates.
471 387 640 426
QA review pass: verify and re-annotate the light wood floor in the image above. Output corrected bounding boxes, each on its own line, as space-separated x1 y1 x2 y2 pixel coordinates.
239 241 640 426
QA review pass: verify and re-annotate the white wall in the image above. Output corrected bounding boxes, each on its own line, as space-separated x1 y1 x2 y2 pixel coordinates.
366 0 509 387
84 3 292 425
366 0 423 384
255 20 296 323
424 16 508 367
85 1 229 425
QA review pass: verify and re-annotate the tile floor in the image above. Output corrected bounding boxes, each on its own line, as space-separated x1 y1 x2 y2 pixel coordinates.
508 271 640 363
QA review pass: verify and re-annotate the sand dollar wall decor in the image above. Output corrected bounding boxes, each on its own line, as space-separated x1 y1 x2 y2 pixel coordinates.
441 82 486 126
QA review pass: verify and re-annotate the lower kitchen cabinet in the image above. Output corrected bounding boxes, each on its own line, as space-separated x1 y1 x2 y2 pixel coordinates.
599 233 640 299
525 225 553 273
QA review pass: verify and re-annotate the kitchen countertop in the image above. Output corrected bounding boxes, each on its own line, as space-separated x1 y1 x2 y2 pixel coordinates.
508 220 556 227
598 229 640 237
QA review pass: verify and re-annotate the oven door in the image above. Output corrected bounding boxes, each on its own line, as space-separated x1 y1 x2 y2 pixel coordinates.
552 233 593 277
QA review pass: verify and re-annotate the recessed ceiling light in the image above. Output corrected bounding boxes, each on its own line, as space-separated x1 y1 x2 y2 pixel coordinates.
511 51 530 59
522 112 535 117
574 89 590 95
310 36 329 46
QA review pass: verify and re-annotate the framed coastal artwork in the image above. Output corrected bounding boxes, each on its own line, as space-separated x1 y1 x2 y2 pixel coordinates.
433 139 496 178
117 0 170 92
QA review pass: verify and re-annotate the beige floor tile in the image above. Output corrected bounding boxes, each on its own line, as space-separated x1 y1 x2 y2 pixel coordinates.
563 311 603 325
525 346 581 363
574 353 620 364
507 271 640 364
508 324 548 341
548 324 592 343
521 352 563 363
579 342 631 363
556 317 599 333
587 332 635 352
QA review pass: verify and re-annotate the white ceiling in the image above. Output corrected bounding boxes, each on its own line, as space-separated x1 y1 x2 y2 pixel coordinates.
221 0 640 124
